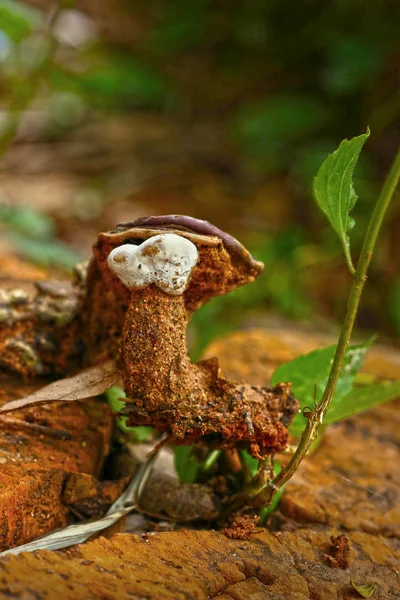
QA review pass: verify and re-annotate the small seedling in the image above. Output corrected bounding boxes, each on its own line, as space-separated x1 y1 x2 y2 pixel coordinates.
247 131 400 509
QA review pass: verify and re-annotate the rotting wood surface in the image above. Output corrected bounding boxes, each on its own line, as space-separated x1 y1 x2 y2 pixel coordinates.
0 515 397 598
0 331 399 598
0 258 113 550
0 374 113 551
1 254 399 596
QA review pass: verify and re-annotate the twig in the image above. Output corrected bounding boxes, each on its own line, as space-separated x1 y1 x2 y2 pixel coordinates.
251 145 400 509
0 416 72 439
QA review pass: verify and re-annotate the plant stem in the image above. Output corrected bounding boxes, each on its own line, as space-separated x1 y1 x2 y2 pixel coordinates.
224 449 242 473
203 449 221 471
252 144 400 509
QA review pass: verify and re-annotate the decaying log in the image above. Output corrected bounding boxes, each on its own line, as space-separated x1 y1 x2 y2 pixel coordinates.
0 378 398 598
0 524 397 599
0 373 113 551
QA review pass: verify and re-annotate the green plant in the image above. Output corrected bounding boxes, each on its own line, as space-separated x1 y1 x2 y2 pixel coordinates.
247 131 400 509
0 204 81 268
106 386 153 443
173 130 400 518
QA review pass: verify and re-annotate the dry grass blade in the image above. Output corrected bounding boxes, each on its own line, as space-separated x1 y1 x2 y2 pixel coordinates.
0 360 119 414
0 446 160 556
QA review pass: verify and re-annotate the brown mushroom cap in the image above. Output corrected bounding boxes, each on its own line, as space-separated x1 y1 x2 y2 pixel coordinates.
93 215 264 311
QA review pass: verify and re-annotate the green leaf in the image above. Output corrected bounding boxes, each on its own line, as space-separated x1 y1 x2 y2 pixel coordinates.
173 446 201 483
351 580 376 598
0 1 39 42
325 380 400 424
105 386 153 441
271 339 374 437
202 449 221 471
313 130 370 273
240 449 259 478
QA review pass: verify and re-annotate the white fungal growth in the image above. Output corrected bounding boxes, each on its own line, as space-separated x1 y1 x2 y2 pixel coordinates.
107 233 199 295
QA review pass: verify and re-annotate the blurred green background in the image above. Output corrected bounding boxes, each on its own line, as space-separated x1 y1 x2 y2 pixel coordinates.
0 0 399 355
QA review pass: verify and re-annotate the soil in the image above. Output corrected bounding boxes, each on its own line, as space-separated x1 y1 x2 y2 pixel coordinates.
222 515 260 540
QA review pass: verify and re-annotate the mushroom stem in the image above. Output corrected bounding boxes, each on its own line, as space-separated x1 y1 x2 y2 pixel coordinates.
118 286 298 457
120 286 206 413
104 228 299 457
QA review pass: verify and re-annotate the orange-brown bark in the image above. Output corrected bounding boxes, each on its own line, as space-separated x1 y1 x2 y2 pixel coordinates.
0 374 113 551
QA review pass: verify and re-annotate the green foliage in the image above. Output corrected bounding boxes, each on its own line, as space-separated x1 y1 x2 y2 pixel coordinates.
313 130 370 273
190 228 312 359
232 95 328 169
145 0 208 56
8 234 81 269
389 278 400 338
0 0 38 42
202 449 221 471
239 449 258 478
173 446 201 483
325 380 400 424
2 0 400 344
240 452 284 521
0 204 81 269
106 386 153 443
323 37 386 95
0 204 53 238
73 55 172 110
271 339 375 437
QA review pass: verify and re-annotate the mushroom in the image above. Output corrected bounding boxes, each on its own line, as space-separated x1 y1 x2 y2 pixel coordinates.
102 215 299 458
0 215 299 458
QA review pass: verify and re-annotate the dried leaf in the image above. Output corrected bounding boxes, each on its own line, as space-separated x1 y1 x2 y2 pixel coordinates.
351 580 376 598
0 360 119 414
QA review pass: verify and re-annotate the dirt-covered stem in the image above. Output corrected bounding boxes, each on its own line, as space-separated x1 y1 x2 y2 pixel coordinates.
253 144 400 508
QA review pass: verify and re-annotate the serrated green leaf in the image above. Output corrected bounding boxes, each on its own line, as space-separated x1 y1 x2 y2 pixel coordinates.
351 580 376 598
173 446 201 483
313 130 370 273
271 339 374 437
325 380 400 424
